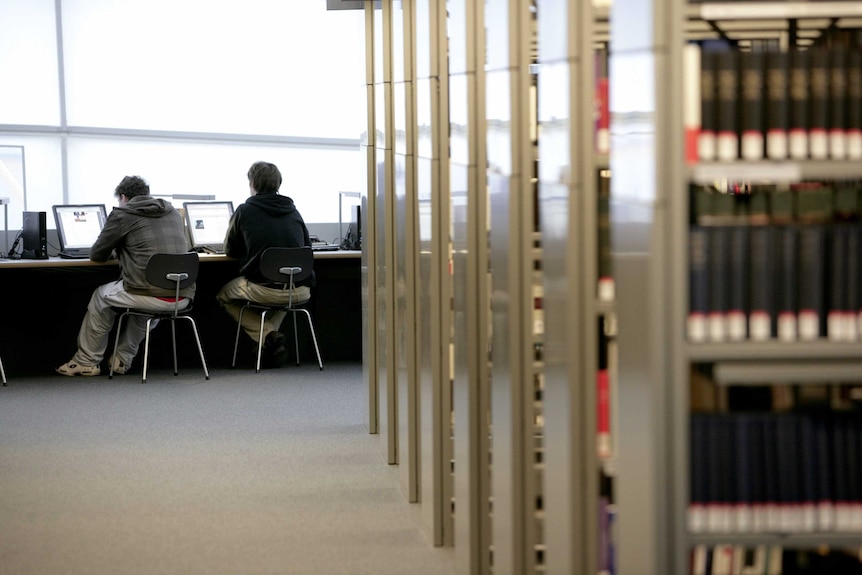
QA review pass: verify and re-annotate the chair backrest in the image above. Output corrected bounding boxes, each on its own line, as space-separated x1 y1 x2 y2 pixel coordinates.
145 252 199 294
259 247 314 288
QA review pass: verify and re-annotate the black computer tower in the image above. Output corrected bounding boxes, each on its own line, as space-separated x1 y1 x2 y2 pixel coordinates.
22 211 48 259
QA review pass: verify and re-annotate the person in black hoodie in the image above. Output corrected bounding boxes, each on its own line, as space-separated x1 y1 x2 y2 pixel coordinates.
216 161 314 367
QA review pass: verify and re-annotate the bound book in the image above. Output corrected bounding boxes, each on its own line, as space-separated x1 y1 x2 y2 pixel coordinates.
829 48 848 159
795 185 831 341
789 49 809 159
748 191 775 340
848 49 862 160
698 47 717 162
689 187 712 342
740 51 765 160
808 48 829 159
772 190 798 341
765 50 789 160
716 50 739 161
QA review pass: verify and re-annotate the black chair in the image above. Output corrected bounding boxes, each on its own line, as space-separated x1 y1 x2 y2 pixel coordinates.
109 252 210 384
231 246 324 373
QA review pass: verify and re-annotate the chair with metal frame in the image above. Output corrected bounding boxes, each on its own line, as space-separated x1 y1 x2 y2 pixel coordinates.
1 353 6 386
231 246 324 373
108 252 210 384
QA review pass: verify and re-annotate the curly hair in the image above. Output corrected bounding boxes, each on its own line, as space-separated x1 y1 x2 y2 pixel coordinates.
247 161 282 194
114 176 150 199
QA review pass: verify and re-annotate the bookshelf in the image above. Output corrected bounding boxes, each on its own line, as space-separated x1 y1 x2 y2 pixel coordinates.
611 0 862 573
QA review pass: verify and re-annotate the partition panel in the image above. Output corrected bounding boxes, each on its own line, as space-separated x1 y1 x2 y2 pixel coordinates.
364 3 379 435
415 0 453 546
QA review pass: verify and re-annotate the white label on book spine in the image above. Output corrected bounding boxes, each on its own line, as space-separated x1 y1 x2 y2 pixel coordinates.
766 132 788 160
827 312 845 341
810 130 828 159
717 134 738 161
829 131 847 159
752 505 769 532
818 502 834 531
749 313 771 341
777 314 797 341
798 311 819 340
789 131 808 159
848 132 862 159
699 133 716 161
845 315 858 341
735 506 753 533
800 504 816 532
741 133 764 160
709 314 727 342
598 278 614 302
727 312 746 341
689 506 707 533
688 315 707 342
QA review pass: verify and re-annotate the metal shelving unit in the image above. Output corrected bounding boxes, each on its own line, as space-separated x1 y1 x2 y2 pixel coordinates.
612 1 862 573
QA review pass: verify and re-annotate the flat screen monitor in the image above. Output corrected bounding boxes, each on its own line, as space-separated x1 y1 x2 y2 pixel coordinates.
52 204 108 251
183 201 234 251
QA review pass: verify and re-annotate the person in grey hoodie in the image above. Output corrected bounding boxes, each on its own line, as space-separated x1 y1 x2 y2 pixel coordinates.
56 175 192 377
217 161 314 368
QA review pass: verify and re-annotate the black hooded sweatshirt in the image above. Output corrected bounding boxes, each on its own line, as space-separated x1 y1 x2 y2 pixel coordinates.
223 193 314 287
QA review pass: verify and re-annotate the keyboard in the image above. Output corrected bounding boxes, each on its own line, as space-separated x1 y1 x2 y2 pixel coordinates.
194 244 225 254
58 248 91 259
311 243 340 252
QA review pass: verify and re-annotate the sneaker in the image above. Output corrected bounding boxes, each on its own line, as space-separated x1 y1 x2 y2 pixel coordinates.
110 356 128 375
56 360 101 377
262 331 290 368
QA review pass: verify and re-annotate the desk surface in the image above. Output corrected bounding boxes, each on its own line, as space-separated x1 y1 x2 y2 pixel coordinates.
0 250 361 269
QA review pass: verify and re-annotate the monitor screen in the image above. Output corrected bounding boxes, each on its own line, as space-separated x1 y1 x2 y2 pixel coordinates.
183 201 234 248
52 204 108 250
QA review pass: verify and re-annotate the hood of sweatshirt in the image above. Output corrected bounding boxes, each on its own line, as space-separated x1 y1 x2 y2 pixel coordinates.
244 193 297 217
116 196 175 218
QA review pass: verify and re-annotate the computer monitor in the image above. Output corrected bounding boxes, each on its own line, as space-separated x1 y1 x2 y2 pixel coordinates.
52 204 108 251
183 201 234 252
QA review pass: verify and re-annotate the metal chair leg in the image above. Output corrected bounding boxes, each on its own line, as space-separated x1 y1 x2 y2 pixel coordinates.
292 311 300 366
255 311 267 373
232 304 248 368
297 309 324 371
0 354 6 386
110 311 128 380
141 318 154 384
180 316 210 380
171 319 178 376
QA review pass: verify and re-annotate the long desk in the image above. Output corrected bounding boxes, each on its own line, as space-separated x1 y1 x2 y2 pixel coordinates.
0 251 361 376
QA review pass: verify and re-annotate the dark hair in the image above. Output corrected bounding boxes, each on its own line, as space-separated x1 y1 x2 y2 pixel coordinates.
247 161 282 194
115 176 150 199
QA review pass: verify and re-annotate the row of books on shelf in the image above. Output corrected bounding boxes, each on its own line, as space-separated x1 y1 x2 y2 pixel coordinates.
688 183 862 342
683 42 862 163
691 545 862 575
689 410 862 535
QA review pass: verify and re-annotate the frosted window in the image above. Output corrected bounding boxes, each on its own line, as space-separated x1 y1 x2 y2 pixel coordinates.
66 138 362 224
0 136 64 232
0 1 60 125
62 0 365 139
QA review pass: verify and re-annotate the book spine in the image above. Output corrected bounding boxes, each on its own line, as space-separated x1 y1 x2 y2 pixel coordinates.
748 224 775 341
789 49 809 159
597 318 611 459
813 413 835 531
684 43 701 164
716 50 739 161
699 49 717 161
709 223 730 342
776 225 798 341
848 223 861 341
848 49 862 160
690 413 708 533
827 223 848 341
765 51 789 160
809 48 830 160
798 222 826 340
727 222 748 341
739 51 765 160
597 170 614 301
829 48 848 159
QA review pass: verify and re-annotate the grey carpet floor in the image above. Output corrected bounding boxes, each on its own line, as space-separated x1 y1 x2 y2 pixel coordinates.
0 362 455 575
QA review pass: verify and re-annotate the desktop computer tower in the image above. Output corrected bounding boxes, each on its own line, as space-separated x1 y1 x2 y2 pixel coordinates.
22 211 48 259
